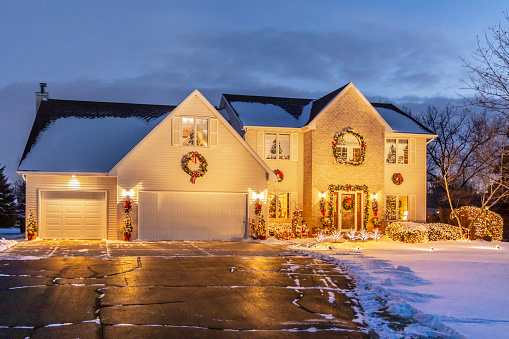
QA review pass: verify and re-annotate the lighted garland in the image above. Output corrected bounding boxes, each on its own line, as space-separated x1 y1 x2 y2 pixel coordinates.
273 169 284 182
342 196 355 211
392 173 404 185
386 221 468 243
327 184 370 229
181 151 208 184
331 127 366 165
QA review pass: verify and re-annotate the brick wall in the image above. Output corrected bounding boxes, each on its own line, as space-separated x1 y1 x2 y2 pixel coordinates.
304 87 385 231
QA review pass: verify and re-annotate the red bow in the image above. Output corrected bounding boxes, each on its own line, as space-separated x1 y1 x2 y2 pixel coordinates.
332 141 337 147
193 152 198 164
347 185 351 192
192 172 197 184
397 173 402 183
374 210 378 216
361 143 367 148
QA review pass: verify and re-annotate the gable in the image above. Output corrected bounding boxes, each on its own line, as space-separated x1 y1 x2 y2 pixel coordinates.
112 90 276 190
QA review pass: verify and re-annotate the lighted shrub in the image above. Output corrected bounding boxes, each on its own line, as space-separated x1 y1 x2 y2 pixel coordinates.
387 222 428 243
452 206 503 241
427 223 465 241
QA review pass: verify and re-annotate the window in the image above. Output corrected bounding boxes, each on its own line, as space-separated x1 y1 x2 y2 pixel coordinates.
386 138 408 164
386 195 408 220
265 133 290 160
182 117 208 147
336 132 362 163
268 192 290 219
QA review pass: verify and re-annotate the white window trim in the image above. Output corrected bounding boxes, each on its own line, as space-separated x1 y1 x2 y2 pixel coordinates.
181 116 210 147
264 132 292 161
386 138 413 165
386 194 413 221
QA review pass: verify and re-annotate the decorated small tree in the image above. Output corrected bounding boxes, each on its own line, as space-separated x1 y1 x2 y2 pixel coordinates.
121 198 133 241
26 211 37 240
386 143 396 163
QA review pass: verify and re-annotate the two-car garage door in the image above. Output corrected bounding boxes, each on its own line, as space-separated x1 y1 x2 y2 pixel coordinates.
139 192 247 241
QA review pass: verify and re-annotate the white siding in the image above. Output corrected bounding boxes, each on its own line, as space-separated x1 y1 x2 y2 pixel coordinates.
25 175 117 240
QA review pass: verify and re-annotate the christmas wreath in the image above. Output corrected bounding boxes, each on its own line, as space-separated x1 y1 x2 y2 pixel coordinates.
392 173 404 185
332 127 366 165
273 169 284 182
181 151 208 184
342 196 355 211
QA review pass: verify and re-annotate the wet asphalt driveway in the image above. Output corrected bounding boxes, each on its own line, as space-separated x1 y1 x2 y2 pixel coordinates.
0 241 373 338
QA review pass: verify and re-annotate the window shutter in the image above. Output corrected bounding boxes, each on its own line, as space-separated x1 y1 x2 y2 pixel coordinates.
409 195 416 221
210 118 218 147
410 138 416 165
257 131 264 158
172 117 181 146
290 192 298 214
291 133 298 161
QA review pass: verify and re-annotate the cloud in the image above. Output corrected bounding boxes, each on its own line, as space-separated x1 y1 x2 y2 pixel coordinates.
0 26 469 180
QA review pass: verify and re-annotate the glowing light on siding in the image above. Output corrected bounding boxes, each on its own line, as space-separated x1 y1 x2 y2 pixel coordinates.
122 189 134 197
319 192 326 199
68 175 80 189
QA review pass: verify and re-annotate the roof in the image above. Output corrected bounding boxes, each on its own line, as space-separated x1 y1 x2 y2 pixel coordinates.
371 103 433 134
223 86 434 134
223 94 313 128
18 99 175 173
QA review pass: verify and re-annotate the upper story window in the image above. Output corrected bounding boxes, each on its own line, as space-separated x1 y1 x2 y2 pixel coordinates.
386 138 408 164
265 133 290 160
182 117 208 147
332 128 366 165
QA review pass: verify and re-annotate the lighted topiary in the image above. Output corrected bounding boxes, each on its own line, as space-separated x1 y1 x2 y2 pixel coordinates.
452 206 503 241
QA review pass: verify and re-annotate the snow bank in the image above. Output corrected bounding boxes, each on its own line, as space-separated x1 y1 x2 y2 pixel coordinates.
290 238 508 338
0 238 17 252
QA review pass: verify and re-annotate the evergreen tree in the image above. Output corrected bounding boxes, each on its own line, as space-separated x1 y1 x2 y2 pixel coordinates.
386 144 396 163
0 165 16 228
14 179 26 232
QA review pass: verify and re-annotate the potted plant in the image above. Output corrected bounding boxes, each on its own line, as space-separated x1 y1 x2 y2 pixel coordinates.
26 211 37 240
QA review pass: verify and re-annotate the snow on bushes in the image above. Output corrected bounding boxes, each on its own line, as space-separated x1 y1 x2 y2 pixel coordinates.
452 206 503 241
386 222 467 243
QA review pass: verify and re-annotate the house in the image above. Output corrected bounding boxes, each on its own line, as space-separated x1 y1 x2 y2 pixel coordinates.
18 83 435 240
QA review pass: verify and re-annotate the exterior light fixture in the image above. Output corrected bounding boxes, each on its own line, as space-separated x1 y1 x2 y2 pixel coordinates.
122 189 134 197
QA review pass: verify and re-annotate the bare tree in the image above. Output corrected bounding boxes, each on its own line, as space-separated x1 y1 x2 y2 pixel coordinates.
462 13 509 116
419 106 508 233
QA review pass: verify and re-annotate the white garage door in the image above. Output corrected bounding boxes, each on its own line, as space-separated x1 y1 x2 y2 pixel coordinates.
40 191 106 239
139 192 247 240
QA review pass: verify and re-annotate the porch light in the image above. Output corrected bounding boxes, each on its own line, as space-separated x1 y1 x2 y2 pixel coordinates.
372 193 378 200
319 192 326 199
122 189 134 197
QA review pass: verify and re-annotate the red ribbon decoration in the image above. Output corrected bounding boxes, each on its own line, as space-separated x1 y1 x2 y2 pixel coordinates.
332 141 337 147
347 185 351 192
193 152 198 164
361 143 367 148
397 173 402 183
374 210 378 216
192 172 197 184
320 209 326 216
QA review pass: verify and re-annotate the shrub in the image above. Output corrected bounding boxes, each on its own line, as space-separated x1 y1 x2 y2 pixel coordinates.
452 206 503 241
386 222 428 243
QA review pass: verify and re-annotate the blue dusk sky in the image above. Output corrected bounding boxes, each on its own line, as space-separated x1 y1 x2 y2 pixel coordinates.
0 1 507 180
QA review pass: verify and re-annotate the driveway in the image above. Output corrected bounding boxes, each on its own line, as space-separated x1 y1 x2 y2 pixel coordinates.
0 241 373 338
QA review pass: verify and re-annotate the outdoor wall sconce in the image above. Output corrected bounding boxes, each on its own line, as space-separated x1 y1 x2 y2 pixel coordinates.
122 189 135 197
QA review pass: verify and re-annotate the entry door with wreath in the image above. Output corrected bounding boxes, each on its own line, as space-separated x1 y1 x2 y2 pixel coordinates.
335 192 363 230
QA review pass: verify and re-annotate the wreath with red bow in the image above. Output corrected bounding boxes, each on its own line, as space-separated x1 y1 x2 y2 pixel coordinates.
342 197 355 211
273 169 284 182
182 151 208 184
392 173 404 185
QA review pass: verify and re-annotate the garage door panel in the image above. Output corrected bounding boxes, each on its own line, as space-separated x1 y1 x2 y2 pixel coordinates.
41 191 106 240
139 192 247 241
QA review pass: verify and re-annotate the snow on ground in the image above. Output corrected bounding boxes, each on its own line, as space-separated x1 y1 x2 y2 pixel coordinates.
286 237 509 339
0 237 18 252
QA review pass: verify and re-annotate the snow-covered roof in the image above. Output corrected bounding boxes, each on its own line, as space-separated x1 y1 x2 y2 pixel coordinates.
223 87 433 135
18 99 175 172
371 103 432 135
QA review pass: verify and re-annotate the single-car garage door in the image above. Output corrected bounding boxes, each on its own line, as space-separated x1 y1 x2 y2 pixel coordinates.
139 192 247 240
40 191 107 239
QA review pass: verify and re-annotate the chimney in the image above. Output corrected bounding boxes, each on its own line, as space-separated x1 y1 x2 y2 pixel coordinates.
35 83 49 113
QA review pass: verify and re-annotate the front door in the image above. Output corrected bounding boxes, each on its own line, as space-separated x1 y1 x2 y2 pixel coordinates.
335 192 363 231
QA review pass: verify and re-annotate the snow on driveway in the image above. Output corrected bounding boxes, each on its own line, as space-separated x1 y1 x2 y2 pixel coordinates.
289 238 509 338
0 238 18 252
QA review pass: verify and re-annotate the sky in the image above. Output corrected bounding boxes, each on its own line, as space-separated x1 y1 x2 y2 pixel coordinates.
1 0 507 180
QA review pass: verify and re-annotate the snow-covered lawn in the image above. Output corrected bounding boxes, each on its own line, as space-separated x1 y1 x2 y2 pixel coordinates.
288 237 509 338
0 238 18 252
